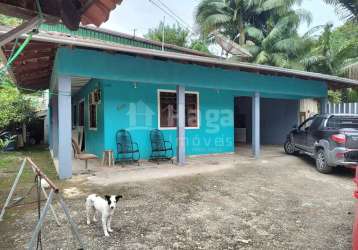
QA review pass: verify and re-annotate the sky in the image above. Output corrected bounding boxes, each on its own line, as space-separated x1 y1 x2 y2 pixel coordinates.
102 0 343 37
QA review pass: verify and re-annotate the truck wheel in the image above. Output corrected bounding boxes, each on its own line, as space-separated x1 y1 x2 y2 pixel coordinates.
315 149 332 174
284 140 296 155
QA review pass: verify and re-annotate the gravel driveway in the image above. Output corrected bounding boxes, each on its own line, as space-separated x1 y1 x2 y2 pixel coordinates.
0 148 355 249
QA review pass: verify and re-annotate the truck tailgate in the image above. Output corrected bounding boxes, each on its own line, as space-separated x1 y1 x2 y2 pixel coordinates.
343 130 358 149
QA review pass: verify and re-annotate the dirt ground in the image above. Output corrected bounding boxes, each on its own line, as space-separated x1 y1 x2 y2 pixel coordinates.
0 147 355 249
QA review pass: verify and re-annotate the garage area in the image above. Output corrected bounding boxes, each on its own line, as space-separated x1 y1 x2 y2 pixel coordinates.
234 96 300 147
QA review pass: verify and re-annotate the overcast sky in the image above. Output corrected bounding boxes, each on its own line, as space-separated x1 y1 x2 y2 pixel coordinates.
102 0 343 37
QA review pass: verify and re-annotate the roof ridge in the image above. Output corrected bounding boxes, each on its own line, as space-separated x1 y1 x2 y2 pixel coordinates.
39 23 213 57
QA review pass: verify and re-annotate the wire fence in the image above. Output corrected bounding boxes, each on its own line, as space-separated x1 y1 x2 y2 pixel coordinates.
327 102 358 114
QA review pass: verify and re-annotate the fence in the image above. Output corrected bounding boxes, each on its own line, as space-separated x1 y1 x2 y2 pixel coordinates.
327 102 358 114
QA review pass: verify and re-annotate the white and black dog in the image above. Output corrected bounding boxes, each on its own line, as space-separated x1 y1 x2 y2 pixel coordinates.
86 194 122 237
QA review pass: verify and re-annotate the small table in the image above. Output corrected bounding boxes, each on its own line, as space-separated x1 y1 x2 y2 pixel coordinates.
102 150 114 167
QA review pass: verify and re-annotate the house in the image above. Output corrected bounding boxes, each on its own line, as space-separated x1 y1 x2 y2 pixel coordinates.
1 24 358 179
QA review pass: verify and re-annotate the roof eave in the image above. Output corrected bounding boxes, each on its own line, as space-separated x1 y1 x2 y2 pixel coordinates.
1 25 357 89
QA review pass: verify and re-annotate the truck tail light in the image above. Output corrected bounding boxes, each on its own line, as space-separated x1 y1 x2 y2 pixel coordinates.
331 134 346 144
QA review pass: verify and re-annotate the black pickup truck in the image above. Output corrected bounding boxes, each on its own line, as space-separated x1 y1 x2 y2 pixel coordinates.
284 114 358 173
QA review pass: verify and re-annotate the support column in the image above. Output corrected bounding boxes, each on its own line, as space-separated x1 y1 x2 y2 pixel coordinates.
320 97 328 114
252 92 260 158
176 85 185 165
57 76 72 179
52 96 59 157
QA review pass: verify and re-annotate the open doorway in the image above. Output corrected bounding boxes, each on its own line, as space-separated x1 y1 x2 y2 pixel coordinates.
234 96 252 147
234 96 300 150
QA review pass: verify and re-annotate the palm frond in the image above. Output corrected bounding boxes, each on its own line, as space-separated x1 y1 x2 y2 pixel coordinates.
323 0 358 21
245 25 264 42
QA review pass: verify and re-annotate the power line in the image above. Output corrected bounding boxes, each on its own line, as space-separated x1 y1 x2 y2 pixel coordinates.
155 0 193 31
148 0 193 32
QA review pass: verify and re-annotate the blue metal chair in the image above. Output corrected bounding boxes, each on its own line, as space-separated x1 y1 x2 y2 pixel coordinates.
116 129 140 165
150 129 173 163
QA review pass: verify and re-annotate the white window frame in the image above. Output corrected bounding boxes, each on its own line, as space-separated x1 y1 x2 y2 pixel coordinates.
157 89 200 130
88 94 98 131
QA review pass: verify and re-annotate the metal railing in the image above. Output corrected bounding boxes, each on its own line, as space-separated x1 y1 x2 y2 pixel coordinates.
327 102 358 114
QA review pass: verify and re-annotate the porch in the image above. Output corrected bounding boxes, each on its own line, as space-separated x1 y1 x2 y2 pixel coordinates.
72 145 284 184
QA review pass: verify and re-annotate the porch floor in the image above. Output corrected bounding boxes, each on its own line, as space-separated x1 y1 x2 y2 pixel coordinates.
72 145 285 185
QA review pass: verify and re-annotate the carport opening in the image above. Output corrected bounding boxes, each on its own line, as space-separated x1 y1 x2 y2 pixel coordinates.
234 96 300 151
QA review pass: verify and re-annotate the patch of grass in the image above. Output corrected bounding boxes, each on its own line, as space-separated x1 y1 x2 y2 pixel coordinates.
0 145 58 192
0 145 60 221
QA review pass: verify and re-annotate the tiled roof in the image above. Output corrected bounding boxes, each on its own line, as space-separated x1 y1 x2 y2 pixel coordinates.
81 0 121 27
0 0 121 30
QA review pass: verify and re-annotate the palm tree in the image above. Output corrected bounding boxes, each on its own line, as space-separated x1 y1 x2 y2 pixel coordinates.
323 0 358 22
195 0 303 46
237 9 312 68
301 24 358 76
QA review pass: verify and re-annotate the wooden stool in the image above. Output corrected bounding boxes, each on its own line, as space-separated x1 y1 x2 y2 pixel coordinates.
102 150 114 167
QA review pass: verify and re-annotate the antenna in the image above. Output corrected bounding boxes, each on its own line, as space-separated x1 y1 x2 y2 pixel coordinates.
212 31 252 59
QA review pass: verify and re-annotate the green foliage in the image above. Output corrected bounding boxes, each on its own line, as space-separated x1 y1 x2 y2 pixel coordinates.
0 135 16 151
144 21 190 47
195 0 305 46
0 83 35 130
301 23 358 76
323 0 358 22
347 89 358 102
189 40 210 53
242 11 311 68
144 22 211 54
0 14 22 26
328 90 342 103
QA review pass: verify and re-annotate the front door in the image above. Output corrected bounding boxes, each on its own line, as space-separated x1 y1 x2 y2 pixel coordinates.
306 116 323 153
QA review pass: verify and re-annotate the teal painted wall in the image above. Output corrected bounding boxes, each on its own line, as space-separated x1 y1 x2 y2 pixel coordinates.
52 47 330 160
102 80 235 159
72 79 104 157
55 48 328 99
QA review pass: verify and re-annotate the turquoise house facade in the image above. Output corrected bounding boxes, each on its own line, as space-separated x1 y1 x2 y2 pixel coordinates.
73 79 237 159
49 47 329 179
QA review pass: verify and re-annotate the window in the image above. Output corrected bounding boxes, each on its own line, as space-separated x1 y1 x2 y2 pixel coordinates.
326 116 358 129
72 104 77 128
79 100 84 126
88 93 97 130
298 116 315 131
158 90 199 129
309 117 323 131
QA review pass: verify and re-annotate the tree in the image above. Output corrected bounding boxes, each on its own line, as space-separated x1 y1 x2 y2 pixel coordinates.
189 39 210 53
242 11 312 68
328 90 342 103
144 22 211 54
144 21 190 47
195 0 305 46
301 24 358 76
0 82 35 130
323 0 358 22
0 14 22 26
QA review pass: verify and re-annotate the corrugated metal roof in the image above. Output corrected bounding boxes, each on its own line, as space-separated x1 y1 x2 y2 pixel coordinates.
39 23 212 57
1 25 358 90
